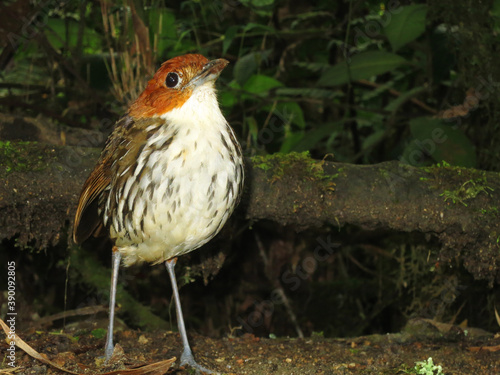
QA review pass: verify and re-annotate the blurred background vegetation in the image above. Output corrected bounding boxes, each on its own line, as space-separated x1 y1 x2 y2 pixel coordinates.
1 0 500 339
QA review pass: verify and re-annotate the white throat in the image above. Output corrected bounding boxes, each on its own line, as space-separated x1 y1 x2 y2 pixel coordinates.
161 83 227 131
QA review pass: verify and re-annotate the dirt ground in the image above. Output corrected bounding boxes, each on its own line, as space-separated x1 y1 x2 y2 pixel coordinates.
2 318 500 375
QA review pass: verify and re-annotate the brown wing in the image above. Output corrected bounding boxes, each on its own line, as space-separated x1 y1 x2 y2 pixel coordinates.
73 115 165 244
73 115 132 244
73 159 111 244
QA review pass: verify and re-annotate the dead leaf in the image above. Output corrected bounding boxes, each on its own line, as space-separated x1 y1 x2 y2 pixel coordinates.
109 342 126 362
100 358 176 374
0 318 81 374
0 368 21 373
0 318 175 375
467 344 500 352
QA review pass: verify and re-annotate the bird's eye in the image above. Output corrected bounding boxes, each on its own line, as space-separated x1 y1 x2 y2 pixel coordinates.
166 72 179 88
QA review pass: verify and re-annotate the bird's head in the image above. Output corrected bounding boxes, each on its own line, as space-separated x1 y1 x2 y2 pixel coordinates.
128 54 229 119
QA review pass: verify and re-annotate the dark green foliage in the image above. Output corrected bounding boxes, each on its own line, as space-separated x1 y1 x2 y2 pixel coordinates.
2 0 498 169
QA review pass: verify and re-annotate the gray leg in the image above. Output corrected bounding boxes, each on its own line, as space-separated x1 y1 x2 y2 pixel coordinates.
165 258 216 374
105 249 121 362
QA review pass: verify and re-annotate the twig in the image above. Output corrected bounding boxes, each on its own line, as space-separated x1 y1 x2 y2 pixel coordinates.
30 305 108 328
357 78 438 114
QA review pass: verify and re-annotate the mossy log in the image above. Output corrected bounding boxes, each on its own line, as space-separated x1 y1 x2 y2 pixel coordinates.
1 142 499 284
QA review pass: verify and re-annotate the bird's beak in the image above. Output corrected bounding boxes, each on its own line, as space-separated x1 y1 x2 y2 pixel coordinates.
188 58 229 88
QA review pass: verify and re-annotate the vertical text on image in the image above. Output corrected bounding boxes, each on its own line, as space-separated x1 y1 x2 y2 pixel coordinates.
7 261 17 367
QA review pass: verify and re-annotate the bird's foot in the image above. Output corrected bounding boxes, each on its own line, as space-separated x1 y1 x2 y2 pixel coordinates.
104 343 114 363
104 342 126 364
180 349 218 374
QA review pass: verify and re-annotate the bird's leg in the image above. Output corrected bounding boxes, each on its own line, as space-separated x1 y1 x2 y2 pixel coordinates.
105 248 121 362
165 258 216 374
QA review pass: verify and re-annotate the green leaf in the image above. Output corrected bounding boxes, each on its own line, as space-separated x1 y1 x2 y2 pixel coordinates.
45 18 101 52
492 0 500 31
246 116 259 146
233 50 271 86
362 129 386 150
275 87 342 100
274 102 306 129
319 51 408 87
280 131 305 153
493 0 500 18
290 11 332 29
243 22 275 33
251 0 275 7
384 4 428 51
150 9 177 56
404 117 476 167
150 9 176 40
175 29 194 51
219 81 241 109
243 74 283 95
223 25 239 55
239 2 274 16
91 328 107 339
292 121 345 152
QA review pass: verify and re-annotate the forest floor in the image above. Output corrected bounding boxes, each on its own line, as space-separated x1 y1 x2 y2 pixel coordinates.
2 318 500 375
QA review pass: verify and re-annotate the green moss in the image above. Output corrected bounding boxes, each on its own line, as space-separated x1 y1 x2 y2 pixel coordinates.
440 177 493 206
420 161 496 204
378 167 390 179
310 331 324 338
422 161 471 177
0 141 51 174
251 152 336 189
422 161 486 178
251 154 273 171
480 207 499 216
422 160 452 173
251 151 312 176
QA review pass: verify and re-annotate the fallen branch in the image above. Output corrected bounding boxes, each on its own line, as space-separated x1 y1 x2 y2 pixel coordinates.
0 143 499 283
